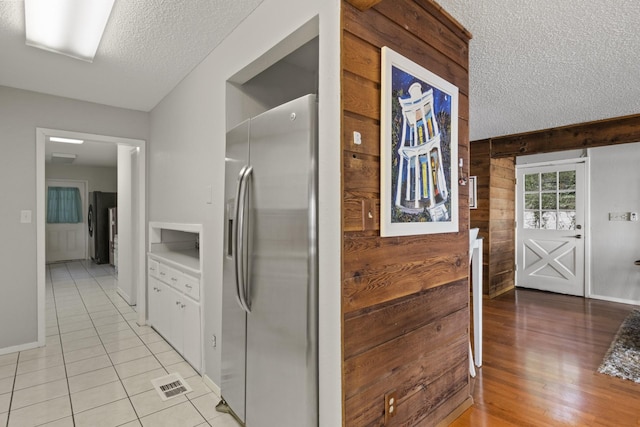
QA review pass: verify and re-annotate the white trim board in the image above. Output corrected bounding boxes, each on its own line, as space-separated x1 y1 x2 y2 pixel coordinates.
589 294 640 307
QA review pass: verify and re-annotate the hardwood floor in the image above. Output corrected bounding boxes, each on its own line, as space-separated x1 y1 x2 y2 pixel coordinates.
451 288 640 426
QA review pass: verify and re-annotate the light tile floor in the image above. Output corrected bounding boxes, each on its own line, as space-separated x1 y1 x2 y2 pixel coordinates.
0 260 240 427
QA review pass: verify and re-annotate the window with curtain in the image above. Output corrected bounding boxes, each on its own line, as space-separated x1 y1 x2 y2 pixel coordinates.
47 187 83 223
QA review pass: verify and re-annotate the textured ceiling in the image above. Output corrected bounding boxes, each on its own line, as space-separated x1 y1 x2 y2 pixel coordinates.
0 0 264 112
435 0 640 140
2 1 639 140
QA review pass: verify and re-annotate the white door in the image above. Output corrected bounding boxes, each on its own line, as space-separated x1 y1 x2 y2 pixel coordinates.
516 162 586 296
46 180 87 263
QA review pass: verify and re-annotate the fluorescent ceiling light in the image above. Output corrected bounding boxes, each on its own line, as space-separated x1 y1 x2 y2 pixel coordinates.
24 0 116 62
51 153 77 164
50 136 84 144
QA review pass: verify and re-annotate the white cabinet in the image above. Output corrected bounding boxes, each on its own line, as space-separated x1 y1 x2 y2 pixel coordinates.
147 222 203 372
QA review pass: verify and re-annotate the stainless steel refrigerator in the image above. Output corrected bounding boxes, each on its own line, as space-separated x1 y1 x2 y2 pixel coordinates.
220 94 318 427
108 207 117 266
88 191 117 264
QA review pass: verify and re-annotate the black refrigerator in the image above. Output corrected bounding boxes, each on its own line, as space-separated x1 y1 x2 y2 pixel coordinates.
88 191 117 264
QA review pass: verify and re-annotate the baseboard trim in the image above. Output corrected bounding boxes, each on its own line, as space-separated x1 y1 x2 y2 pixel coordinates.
0 340 40 356
436 396 473 427
203 374 222 398
117 287 134 305
589 294 640 306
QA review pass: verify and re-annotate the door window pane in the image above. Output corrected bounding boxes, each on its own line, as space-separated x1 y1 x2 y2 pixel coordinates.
559 171 576 190
559 192 576 210
541 211 557 230
524 174 539 192
541 193 557 210
524 211 540 229
557 211 576 230
524 194 539 209
541 172 557 191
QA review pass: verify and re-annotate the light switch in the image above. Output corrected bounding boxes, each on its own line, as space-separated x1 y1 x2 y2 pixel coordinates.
20 210 32 223
353 131 362 145
205 185 213 205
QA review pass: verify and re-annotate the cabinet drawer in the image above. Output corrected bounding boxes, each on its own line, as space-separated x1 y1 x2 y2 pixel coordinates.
180 274 200 301
159 264 181 289
148 259 160 278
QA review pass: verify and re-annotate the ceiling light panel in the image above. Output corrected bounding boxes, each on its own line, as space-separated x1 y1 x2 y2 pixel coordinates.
24 0 116 62
49 136 84 144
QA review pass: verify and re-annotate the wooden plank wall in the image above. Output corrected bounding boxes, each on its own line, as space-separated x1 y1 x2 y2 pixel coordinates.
470 140 515 298
488 156 515 297
341 1 473 425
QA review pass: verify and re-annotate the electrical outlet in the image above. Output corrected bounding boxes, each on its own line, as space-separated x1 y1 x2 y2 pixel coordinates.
631 212 638 221
384 390 397 424
211 334 217 348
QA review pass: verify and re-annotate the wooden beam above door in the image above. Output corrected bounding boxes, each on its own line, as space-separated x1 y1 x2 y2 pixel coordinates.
345 0 382 11
490 113 640 158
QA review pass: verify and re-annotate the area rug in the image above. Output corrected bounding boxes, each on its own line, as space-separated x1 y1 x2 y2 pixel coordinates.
598 309 640 383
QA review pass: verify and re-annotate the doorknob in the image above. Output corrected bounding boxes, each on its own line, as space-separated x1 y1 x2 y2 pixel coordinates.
575 234 582 239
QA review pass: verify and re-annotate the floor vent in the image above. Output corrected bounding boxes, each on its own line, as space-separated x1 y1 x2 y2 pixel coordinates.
151 373 193 401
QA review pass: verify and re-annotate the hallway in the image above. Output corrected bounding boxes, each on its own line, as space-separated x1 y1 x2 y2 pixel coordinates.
0 261 238 427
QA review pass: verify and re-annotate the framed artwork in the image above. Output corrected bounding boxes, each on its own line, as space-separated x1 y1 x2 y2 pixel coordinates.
380 46 459 237
469 176 477 209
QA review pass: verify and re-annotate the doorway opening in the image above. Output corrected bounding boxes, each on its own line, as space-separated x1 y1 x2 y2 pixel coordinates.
36 128 146 347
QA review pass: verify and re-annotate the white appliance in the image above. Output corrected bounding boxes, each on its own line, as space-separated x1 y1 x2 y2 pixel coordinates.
219 94 318 426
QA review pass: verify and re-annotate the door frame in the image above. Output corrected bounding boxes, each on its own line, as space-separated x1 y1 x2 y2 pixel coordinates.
515 157 591 298
36 128 147 347
45 178 89 262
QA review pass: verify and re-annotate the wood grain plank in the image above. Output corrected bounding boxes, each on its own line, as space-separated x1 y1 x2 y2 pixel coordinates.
343 113 380 156
343 307 468 397
344 280 467 358
342 32 381 83
345 338 468 426
346 0 382 11
396 360 469 426
343 151 380 194
490 113 640 158
343 1 470 95
374 0 469 69
342 72 380 120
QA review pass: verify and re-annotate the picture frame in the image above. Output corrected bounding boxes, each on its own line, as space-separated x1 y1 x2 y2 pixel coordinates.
469 176 477 209
380 46 459 237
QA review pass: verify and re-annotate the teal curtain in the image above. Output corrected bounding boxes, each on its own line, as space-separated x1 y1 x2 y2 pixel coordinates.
47 187 83 223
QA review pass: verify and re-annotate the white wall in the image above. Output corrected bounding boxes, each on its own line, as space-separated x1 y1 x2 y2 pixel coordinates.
148 0 341 424
0 85 148 352
46 164 117 192
589 142 640 304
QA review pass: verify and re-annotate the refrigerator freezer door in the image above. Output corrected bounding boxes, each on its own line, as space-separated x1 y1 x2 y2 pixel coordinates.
245 94 318 427
221 119 250 423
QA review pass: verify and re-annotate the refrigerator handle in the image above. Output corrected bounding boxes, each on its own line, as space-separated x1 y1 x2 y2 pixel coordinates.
234 165 253 313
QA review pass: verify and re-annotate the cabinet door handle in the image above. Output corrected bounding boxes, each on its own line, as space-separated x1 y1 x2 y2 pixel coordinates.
185 284 192 289
181 304 186 308
171 277 178 282
160 272 166 276
175 301 180 305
